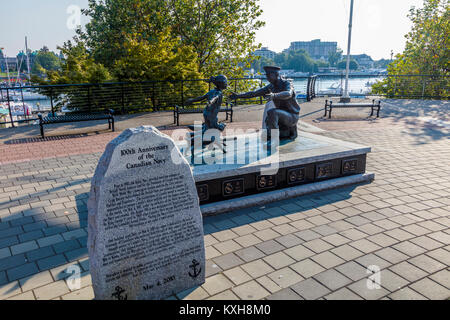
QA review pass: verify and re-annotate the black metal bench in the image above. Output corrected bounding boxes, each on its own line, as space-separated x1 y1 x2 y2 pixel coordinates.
38 110 115 138
173 103 233 126
324 99 381 119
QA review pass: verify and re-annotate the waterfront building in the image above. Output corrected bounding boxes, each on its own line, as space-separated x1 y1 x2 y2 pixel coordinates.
253 47 277 60
288 39 337 60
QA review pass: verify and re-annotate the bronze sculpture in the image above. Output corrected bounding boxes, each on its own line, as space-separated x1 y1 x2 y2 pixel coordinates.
230 66 300 141
184 75 228 155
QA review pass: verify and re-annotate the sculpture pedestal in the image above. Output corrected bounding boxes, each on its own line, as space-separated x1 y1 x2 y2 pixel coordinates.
175 131 373 216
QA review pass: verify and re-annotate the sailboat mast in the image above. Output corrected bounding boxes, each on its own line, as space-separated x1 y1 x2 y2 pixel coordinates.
25 36 31 81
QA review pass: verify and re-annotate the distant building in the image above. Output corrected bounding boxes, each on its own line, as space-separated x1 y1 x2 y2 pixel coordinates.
253 47 276 60
343 54 374 69
288 39 337 60
0 57 18 72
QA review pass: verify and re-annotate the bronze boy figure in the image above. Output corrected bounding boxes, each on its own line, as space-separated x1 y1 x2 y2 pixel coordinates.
185 75 228 132
230 66 300 141
185 75 228 155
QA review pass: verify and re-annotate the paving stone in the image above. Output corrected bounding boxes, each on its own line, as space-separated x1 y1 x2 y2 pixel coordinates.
390 262 428 282
64 247 88 262
409 278 450 300
0 254 27 272
267 267 304 289
290 278 330 300
347 278 389 300
374 247 409 264
205 246 221 260
213 240 242 255
322 233 350 247
313 269 352 291
61 229 87 241
294 229 322 241
212 253 244 271
303 239 334 253
263 252 295 270
429 269 450 289
241 259 274 278
331 244 364 261
232 280 270 300
11 241 39 255
37 234 64 247
408 254 446 274
176 286 209 300
325 287 363 300
207 290 239 300
234 234 261 248
379 269 409 292
211 229 238 242
426 248 450 266
61 286 94 300
284 244 315 261
25 246 55 262
255 240 284 255
393 241 427 257
33 280 70 300
37 254 68 271
335 261 368 282
7 262 39 281
266 288 303 300
274 234 304 248
18 230 44 243
0 248 11 260
0 281 22 300
19 271 54 292
223 266 252 285
234 246 265 263
230 225 258 237
0 236 19 249
311 251 345 269
355 254 391 270
52 239 81 254
255 276 282 293
254 229 281 241
205 261 222 278
7 291 36 300
389 287 427 300
290 259 325 279
349 238 381 253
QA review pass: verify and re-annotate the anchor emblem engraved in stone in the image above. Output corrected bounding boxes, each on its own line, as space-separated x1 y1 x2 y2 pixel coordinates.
188 259 202 278
111 286 128 300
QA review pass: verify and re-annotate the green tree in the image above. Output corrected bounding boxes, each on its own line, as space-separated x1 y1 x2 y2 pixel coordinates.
250 56 275 74
77 0 264 78
337 59 358 70
31 47 61 76
372 0 449 98
273 50 317 73
328 48 343 67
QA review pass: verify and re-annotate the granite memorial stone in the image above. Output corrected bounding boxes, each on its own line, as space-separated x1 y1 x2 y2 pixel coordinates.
88 126 205 300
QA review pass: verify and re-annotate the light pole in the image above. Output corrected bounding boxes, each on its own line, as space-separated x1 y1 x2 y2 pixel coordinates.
340 0 354 103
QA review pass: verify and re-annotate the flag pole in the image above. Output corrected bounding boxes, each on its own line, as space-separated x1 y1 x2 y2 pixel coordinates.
340 0 354 103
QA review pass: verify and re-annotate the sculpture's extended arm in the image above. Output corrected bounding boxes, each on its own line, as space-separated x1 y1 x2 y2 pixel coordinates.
185 94 208 105
272 80 295 100
230 85 271 100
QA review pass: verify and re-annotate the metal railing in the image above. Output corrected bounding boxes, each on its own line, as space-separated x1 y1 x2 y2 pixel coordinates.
0 74 448 127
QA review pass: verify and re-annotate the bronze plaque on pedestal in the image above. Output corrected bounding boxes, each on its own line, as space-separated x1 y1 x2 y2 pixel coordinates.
287 167 306 185
222 178 245 197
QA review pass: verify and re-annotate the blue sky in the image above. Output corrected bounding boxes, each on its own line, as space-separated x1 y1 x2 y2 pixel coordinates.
1 0 424 60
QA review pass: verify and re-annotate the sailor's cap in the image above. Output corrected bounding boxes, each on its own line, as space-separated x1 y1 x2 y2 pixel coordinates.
263 66 281 73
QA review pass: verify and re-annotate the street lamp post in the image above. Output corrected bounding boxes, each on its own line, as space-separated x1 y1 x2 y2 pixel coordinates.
340 0 354 103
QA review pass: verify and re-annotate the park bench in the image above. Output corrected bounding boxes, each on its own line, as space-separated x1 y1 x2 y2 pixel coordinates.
38 109 115 138
173 103 233 126
324 99 381 119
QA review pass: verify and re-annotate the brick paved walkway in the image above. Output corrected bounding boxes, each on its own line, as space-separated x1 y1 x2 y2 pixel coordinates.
0 99 449 300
